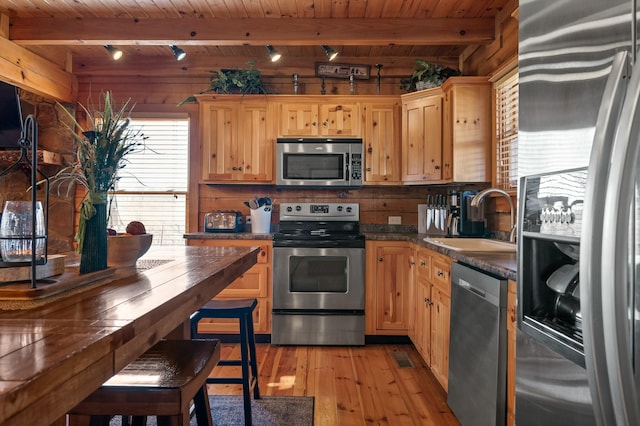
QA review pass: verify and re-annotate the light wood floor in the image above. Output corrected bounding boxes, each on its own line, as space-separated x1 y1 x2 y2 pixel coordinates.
208 343 461 426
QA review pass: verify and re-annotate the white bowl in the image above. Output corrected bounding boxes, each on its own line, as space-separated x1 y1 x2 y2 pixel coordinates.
107 233 153 268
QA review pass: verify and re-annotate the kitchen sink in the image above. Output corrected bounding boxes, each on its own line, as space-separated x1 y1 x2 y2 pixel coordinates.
423 237 516 253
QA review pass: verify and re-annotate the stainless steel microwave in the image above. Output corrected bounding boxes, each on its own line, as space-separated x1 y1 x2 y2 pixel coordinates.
276 138 363 187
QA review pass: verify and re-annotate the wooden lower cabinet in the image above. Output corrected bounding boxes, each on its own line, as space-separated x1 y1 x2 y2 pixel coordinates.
507 279 517 426
186 239 272 334
411 246 451 391
365 241 415 335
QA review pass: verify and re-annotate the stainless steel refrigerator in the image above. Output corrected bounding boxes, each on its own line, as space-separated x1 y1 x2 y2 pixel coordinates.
518 0 640 425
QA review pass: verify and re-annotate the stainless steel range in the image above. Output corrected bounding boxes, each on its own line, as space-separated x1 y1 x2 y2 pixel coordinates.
271 202 365 345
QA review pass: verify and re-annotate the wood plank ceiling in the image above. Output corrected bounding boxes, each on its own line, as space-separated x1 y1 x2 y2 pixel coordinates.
1 0 513 78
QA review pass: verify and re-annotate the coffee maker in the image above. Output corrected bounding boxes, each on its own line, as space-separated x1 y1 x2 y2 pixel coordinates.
459 190 485 237
446 190 460 236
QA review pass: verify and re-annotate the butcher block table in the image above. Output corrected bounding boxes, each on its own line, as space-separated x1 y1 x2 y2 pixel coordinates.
0 245 259 426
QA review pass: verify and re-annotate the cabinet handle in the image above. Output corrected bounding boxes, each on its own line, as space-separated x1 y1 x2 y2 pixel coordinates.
238 166 243 171
437 270 444 277
378 257 384 262
434 165 440 170
366 167 372 172
420 261 426 266
231 166 237 171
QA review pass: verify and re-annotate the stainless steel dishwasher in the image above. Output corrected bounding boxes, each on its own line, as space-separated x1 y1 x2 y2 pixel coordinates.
448 262 508 426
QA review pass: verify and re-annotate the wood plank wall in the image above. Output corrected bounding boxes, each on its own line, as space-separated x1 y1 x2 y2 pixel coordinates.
198 184 482 231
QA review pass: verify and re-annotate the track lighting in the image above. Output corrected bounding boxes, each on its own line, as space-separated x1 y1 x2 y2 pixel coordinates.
104 45 123 61
170 45 187 61
321 45 338 61
265 45 282 62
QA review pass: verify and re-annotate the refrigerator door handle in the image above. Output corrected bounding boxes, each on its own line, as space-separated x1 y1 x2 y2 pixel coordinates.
600 52 640 425
581 51 629 425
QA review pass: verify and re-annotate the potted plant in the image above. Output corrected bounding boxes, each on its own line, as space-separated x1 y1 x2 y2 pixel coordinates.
54 92 147 274
179 61 268 105
400 59 461 92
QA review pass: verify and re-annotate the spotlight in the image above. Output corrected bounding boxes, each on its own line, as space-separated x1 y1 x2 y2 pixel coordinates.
265 45 282 62
321 45 338 61
104 45 123 61
170 45 187 61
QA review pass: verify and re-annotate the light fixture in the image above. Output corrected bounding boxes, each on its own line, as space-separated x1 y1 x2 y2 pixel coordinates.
265 45 282 62
104 45 123 61
321 45 338 61
170 45 187 61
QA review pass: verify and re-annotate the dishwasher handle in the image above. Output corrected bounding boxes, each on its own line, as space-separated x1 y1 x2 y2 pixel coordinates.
458 279 487 299
451 262 507 308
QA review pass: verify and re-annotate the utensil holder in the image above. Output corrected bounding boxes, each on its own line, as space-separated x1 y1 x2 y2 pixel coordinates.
250 206 271 234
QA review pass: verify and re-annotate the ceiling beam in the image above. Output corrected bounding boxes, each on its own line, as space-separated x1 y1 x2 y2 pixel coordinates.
9 18 495 46
0 36 77 102
71 55 459 78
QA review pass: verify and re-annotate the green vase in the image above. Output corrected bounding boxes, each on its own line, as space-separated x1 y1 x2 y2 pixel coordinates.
79 195 108 274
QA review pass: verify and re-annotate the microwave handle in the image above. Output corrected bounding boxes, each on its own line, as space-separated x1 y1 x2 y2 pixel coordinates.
345 153 350 182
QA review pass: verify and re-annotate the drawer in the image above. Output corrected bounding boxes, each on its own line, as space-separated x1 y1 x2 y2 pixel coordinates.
188 239 271 264
431 258 451 295
416 249 431 281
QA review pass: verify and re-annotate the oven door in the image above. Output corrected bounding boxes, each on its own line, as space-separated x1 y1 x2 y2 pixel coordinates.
272 246 365 310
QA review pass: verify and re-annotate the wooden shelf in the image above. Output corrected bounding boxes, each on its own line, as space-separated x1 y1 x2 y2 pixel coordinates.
0 149 63 167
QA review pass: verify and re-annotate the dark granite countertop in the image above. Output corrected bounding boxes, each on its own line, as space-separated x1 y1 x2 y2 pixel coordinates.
184 231 517 280
184 232 274 240
364 232 517 281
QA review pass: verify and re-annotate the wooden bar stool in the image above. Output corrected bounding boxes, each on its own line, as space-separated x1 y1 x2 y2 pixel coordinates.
190 298 261 426
68 339 220 426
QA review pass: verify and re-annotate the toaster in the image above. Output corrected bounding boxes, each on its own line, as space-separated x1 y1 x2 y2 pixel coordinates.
204 210 244 233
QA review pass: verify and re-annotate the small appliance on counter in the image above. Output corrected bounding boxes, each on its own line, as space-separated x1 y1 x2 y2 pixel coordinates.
446 190 460 237
459 190 485 237
204 210 243 233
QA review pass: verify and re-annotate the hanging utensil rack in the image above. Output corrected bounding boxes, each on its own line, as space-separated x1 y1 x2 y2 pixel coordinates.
0 114 50 289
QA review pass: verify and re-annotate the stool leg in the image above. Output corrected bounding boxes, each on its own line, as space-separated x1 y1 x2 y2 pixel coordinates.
193 384 213 426
246 310 260 400
190 312 201 339
239 314 253 426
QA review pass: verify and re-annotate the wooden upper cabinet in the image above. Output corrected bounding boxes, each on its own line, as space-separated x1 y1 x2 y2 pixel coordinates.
277 97 360 137
198 96 274 183
441 77 491 183
363 98 402 185
401 88 443 183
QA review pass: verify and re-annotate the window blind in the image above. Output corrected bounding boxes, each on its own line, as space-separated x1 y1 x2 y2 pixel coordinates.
495 70 519 191
108 118 188 246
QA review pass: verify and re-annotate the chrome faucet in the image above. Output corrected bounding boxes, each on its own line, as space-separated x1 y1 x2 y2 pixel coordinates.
470 188 517 242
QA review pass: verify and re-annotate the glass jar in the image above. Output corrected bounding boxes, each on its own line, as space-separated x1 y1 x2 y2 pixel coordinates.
0 201 45 262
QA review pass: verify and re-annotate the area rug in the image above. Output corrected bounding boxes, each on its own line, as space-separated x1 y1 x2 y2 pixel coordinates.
109 395 314 426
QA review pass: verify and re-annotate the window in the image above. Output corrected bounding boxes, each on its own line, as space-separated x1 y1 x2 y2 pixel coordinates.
494 68 518 191
108 117 189 245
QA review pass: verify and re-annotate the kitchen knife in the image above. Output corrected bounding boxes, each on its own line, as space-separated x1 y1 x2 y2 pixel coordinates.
426 195 433 230
434 195 440 230
440 196 447 231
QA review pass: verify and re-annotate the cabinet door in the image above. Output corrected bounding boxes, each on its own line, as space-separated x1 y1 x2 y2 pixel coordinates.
237 103 273 182
415 280 432 364
441 78 491 183
279 103 319 136
187 239 271 334
200 103 235 181
507 280 517 426
374 244 413 332
402 95 443 182
318 103 360 136
431 286 450 391
364 101 401 184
